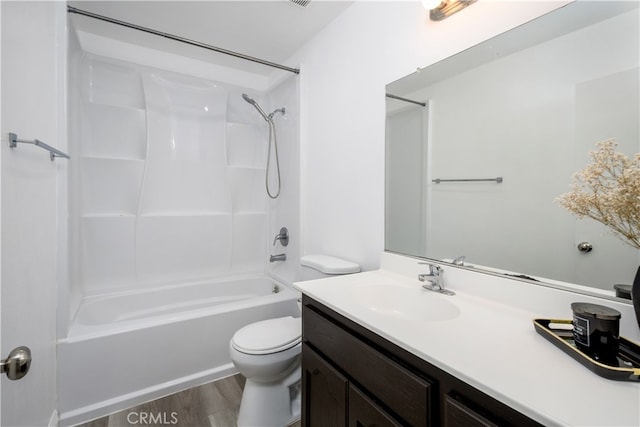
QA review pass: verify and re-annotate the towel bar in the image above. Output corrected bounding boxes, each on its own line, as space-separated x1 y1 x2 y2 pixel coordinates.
9 132 70 161
432 177 503 184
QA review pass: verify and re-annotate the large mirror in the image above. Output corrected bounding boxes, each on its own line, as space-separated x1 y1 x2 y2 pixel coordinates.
385 1 639 297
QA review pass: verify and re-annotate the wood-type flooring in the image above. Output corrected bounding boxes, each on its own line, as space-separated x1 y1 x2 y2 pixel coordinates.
76 374 301 427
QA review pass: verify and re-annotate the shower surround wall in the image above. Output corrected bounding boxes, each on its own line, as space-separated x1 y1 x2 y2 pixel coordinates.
68 53 297 317
60 51 300 423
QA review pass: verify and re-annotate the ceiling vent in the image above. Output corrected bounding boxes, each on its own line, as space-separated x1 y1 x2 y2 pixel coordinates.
289 0 311 7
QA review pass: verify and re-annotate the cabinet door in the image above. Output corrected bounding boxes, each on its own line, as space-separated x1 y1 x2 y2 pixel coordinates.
444 394 500 427
302 344 348 427
349 385 402 427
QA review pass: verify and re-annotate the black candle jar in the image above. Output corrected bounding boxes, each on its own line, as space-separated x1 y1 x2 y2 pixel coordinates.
571 302 621 362
614 284 632 300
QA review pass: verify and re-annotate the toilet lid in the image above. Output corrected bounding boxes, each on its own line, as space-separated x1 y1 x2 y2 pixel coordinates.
301 254 360 274
232 316 301 355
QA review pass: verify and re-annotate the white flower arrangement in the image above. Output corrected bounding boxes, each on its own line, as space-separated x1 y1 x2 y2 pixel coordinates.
556 138 640 250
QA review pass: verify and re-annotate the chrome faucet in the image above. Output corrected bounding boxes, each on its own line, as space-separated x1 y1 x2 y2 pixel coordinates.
418 263 455 295
270 254 286 262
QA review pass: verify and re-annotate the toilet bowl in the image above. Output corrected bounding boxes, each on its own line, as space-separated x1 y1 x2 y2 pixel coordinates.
229 255 360 427
230 316 302 427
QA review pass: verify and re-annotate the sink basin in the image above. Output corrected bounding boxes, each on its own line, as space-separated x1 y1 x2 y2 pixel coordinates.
351 284 460 322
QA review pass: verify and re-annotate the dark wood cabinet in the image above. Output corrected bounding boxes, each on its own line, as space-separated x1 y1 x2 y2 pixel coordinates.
349 384 402 427
302 295 542 427
303 305 432 426
444 394 500 427
302 343 348 427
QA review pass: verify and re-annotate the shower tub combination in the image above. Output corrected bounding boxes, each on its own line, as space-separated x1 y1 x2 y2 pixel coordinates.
58 276 299 426
63 12 301 425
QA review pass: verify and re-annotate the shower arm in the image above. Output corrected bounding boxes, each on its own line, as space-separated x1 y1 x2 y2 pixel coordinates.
268 108 286 120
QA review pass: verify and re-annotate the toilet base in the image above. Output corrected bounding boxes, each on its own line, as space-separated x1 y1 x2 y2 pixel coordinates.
237 367 301 427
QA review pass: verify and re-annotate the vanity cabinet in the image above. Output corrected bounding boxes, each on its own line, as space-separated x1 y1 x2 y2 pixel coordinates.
301 296 542 427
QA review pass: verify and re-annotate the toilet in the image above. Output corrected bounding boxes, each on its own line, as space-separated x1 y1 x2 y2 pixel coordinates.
229 254 360 427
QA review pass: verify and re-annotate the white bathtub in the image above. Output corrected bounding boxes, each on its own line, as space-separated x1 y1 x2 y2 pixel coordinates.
57 275 300 426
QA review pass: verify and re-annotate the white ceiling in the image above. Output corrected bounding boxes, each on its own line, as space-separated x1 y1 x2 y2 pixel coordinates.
69 0 354 76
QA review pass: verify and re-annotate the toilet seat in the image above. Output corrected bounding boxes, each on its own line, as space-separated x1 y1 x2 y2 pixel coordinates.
231 316 301 355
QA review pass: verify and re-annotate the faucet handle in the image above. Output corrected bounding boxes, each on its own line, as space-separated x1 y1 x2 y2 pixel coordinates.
272 227 289 246
452 256 466 266
429 264 442 276
418 262 442 276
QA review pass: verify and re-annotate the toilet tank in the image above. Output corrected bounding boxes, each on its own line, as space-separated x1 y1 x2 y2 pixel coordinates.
300 254 360 281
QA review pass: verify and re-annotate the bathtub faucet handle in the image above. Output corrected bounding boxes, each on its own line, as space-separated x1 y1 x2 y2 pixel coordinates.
273 227 289 247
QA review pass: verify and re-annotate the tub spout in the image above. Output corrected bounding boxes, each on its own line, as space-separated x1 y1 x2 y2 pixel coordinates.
270 254 286 262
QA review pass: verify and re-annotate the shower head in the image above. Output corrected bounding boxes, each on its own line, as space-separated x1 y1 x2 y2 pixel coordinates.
242 93 269 122
242 93 256 105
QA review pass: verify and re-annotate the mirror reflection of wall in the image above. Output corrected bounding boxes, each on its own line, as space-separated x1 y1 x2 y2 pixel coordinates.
385 99 428 257
385 1 639 294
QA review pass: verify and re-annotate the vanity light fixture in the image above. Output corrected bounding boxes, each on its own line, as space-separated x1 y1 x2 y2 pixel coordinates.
424 0 477 21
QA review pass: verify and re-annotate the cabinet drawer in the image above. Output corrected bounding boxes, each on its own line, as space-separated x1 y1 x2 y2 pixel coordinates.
303 306 433 426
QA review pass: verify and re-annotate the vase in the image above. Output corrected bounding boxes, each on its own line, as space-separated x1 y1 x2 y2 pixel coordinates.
632 266 640 330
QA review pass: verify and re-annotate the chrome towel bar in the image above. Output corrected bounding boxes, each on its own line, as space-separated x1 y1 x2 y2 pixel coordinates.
432 177 503 184
8 132 70 161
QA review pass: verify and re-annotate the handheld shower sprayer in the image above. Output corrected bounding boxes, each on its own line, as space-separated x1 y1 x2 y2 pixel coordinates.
242 94 285 121
242 93 269 122
241 93 286 199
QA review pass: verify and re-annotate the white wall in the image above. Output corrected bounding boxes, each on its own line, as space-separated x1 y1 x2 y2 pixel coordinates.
68 52 288 298
385 104 426 257
290 0 570 271
73 28 272 92
64 21 84 338
1 1 65 425
0 0 3 419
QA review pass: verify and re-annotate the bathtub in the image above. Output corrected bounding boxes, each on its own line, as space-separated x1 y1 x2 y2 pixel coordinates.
57 275 300 426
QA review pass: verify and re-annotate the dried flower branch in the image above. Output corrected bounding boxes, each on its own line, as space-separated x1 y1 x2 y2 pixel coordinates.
556 138 640 250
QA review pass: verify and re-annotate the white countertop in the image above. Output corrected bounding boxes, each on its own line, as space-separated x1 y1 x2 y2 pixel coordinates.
294 253 640 427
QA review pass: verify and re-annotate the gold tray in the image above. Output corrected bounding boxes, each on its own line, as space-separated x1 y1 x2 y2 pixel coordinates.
533 319 640 382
